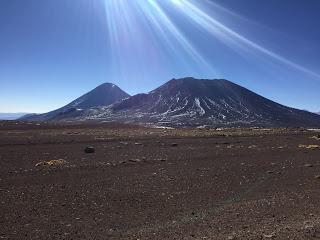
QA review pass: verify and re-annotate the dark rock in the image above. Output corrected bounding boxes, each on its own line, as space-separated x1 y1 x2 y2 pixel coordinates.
129 159 141 163
84 146 95 154
171 143 178 147
304 164 313 168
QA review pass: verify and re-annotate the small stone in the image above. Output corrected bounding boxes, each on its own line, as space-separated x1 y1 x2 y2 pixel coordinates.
129 159 141 163
304 164 313 168
227 235 236 240
171 143 178 147
84 146 95 153
314 175 320 179
263 232 276 238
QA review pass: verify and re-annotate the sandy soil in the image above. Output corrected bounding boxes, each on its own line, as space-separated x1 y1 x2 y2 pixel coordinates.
1 121 320 239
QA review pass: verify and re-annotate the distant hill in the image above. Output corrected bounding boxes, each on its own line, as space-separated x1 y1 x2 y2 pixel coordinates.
76 77 320 127
0 113 31 120
21 83 130 121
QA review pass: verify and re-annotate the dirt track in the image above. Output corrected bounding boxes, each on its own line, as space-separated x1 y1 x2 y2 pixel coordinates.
1 121 320 239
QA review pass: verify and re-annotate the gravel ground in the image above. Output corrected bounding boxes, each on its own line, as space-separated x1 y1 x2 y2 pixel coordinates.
1 121 320 239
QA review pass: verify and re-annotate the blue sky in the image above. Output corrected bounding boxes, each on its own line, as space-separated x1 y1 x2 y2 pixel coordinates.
0 0 319 113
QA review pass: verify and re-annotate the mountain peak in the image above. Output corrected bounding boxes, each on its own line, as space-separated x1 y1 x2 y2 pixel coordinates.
165 77 232 87
97 82 116 87
21 82 130 121
21 78 320 127
152 77 237 98
66 82 129 110
93 82 119 91
107 77 320 127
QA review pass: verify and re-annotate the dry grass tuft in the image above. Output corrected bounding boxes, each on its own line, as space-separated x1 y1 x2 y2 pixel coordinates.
35 159 67 167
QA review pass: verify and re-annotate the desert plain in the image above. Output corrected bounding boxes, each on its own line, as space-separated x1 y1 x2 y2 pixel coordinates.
1 121 320 239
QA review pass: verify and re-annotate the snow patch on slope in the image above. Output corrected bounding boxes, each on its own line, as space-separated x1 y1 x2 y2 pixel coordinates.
195 98 205 116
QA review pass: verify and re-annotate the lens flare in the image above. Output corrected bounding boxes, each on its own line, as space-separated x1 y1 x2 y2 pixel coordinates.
102 0 216 82
173 0 320 79
101 0 320 82
171 0 183 6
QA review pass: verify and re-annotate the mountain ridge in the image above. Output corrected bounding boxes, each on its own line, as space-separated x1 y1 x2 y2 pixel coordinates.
75 77 320 127
20 78 320 127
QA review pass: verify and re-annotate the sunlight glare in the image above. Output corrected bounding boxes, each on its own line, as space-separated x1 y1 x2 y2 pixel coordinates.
171 0 183 6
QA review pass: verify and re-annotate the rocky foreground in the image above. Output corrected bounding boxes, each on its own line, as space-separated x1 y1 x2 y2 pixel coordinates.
1 121 320 239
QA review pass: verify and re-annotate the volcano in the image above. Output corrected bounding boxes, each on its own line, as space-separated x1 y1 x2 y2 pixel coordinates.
21 83 130 121
80 77 320 127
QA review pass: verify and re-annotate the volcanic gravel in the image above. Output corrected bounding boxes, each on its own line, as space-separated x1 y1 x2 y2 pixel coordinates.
1 121 320 239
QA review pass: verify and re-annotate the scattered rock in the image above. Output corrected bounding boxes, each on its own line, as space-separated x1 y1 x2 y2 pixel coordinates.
227 234 236 240
129 159 141 163
248 145 256 149
303 224 319 237
311 135 320 140
263 232 276 238
299 144 320 150
84 146 95 153
304 164 313 168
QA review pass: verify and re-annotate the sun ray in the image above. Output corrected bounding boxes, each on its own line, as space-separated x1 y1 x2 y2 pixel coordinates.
174 0 320 79
100 0 320 82
101 0 217 81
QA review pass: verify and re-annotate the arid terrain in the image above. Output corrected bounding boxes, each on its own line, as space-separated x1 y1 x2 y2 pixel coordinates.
1 121 320 239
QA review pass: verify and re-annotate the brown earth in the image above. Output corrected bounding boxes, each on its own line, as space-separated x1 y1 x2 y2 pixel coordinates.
1 121 320 239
